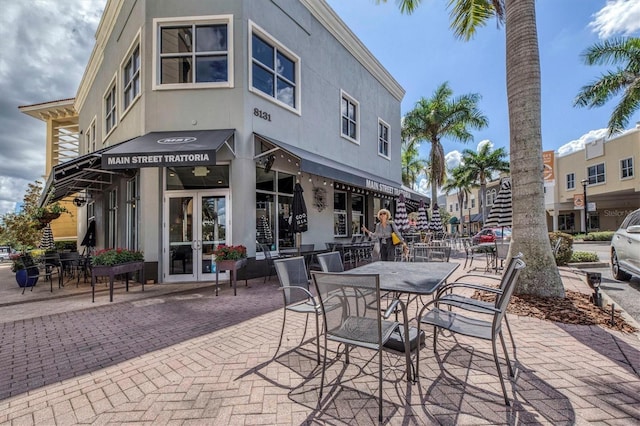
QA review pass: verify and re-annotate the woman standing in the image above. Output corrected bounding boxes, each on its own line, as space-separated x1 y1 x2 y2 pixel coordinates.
362 208 407 261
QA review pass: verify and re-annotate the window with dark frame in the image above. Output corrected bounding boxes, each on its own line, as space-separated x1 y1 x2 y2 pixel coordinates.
159 22 229 84
378 120 389 157
251 32 297 109
341 94 358 141
567 172 575 190
105 85 117 134
587 163 605 184
123 45 141 110
621 157 634 179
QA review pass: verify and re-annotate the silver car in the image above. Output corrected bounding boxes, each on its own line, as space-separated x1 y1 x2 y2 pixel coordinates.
611 208 640 281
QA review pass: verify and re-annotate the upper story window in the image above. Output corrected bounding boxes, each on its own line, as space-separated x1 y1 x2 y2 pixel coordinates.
378 119 389 158
86 119 96 153
486 189 496 206
104 81 117 136
123 44 141 111
154 16 233 89
621 157 634 179
250 22 299 112
341 90 359 143
566 172 575 190
587 163 605 184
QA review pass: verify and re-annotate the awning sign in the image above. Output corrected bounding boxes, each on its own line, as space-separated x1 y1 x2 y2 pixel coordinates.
103 152 212 168
102 129 234 169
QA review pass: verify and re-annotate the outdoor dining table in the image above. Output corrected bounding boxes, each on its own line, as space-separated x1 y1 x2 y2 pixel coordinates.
344 261 459 296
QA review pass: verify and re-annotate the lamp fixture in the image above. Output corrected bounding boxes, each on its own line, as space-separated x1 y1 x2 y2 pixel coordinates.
73 197 87 207
264 154 276 173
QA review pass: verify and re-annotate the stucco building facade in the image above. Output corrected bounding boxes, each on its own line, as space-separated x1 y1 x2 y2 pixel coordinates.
34 0 427 283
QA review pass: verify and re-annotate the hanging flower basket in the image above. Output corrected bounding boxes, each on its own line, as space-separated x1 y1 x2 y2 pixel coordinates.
38 212 61 223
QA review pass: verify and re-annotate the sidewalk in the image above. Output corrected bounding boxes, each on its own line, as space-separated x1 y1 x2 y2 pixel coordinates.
0 259 639 424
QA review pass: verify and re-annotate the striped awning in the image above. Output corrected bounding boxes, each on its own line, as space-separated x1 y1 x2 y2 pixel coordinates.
484 177 512 228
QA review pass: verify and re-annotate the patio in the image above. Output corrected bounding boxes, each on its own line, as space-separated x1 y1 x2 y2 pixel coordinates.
0 258 639 424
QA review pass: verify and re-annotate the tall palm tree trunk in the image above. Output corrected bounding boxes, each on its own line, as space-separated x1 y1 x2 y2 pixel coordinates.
506 0 563 297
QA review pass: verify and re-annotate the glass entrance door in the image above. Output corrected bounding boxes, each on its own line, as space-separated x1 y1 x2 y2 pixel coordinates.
165 190 229 282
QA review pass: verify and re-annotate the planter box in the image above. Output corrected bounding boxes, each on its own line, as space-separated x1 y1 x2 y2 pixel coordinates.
91 261 145 302
215 258 247 296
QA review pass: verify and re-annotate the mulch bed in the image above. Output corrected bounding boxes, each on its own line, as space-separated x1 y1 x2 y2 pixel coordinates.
474 290 638 333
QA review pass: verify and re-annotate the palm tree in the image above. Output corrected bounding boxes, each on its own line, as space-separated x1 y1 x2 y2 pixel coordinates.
400 132 427 189
402 82 488 218
379 0 564 298
442 165 474 234
574 37 640 135
460 144 510 222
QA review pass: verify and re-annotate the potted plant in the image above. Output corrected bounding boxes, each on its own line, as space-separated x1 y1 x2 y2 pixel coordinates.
91 248 144 266
10 253 39 288
212 244 247 262
90 248 145 303
33 202 69 224
212 245 247 296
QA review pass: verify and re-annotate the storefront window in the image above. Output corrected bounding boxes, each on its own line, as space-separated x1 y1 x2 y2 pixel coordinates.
558 213 575 231
256 168 295 251
351 194 364 235
126 177 139 250
334 191 347 237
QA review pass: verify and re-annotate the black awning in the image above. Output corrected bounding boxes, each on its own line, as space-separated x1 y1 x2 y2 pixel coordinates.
39 146 117 206
102 129 235 170
255 133 410 198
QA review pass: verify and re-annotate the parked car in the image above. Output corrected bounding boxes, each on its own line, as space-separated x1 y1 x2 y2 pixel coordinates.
0 246 12 263
472 227 512 244
611 208 640 281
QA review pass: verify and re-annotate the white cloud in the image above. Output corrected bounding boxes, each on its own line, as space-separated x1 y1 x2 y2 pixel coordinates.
556 128 609 157
589 0 640 39
477 139 493 151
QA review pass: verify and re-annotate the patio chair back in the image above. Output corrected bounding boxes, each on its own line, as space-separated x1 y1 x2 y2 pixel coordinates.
316 251 344 272
273 256 310 305
259 243 278 282
312 271 406 421
493 257 526 329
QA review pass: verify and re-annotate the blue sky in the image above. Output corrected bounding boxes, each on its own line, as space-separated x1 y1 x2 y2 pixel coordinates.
326 0 640 191
0 0 639 215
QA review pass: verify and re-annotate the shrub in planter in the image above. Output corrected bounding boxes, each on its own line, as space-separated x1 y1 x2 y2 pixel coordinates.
583 231 614 241
570 251 600 263
91 248 144 266
549 231 573 266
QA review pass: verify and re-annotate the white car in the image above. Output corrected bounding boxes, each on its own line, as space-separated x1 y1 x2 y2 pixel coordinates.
0 246 11 263
611 208 640 281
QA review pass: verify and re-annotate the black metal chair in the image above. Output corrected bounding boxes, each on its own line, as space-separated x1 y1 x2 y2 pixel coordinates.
273 256 321 363
18 254 41 294
312 271 412 422
316 251 344 273
417 257 526 405
259 243 280 282
40 252 63 291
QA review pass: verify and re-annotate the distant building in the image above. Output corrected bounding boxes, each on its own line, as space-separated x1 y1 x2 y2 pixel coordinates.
546 126 640 233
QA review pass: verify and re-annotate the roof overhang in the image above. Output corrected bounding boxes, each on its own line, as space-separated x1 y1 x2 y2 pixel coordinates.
39 146 118 207
254 133 427 202
102 129 235 169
